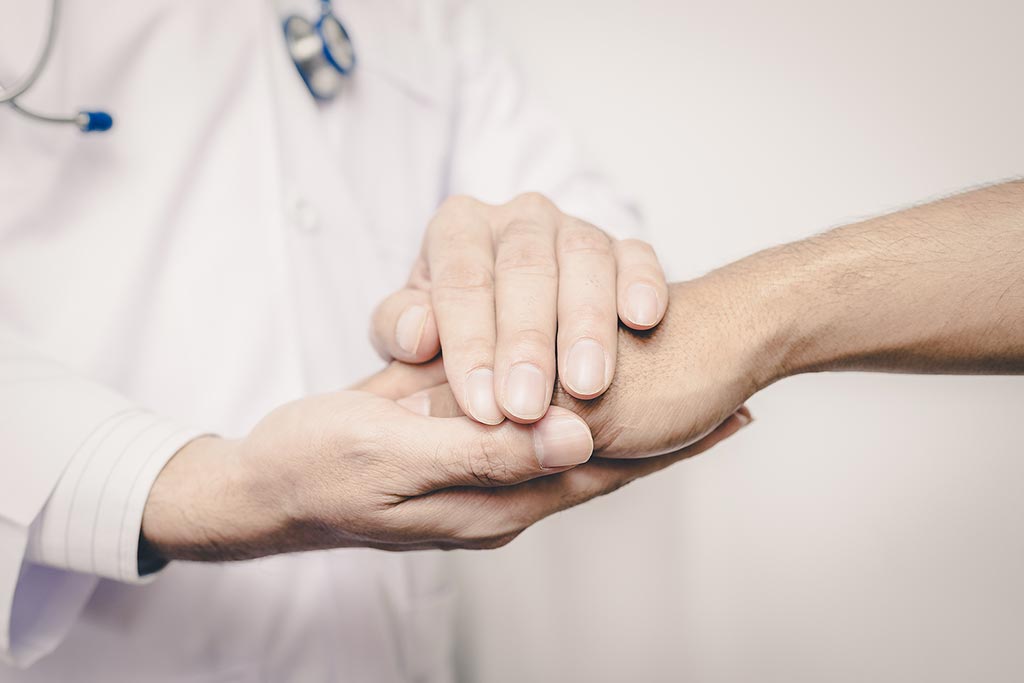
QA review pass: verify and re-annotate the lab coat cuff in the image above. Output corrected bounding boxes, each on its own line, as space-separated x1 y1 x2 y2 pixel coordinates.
25 413 205 584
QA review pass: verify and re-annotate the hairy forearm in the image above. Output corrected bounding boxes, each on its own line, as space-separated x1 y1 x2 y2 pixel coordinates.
140 436 280 562
141 433 328 563
728 180 1024 384
142 182 1024 560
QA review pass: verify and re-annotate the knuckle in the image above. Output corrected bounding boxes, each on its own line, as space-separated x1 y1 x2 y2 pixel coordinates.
438 194 482 216
510 327 555 355
510 191 556 215
450 334 496 357
431 261 493 296
440 334 494 371
495 225 557 276
618 238 657 256
427 221 482 249
559 223 612 257
464 431 515 486
561 301 612 329
495 249 558 278
500 218 549 243
428 199 488 242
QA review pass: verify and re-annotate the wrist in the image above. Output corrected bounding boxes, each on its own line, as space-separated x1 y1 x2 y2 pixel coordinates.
142 435 273 562
673 254 799 393
710 234 856 385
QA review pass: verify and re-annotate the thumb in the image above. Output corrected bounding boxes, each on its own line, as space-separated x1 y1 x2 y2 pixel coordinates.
397 406 594 492
370 287 441 363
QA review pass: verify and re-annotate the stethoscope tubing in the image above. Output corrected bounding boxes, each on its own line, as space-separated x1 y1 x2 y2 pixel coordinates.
0 0 62 104
3 0 352 131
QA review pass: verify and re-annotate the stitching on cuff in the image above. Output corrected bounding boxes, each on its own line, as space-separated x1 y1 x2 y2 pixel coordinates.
60 410 142 570
88 418 168 576
115 428 196 581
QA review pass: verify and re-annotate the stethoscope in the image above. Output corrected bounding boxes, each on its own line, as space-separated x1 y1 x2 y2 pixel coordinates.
0 0 356 134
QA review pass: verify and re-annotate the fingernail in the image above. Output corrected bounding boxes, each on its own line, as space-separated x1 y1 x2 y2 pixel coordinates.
533 412 594 468
398 391 431 416
625 283 660 327
505 362 548 420
465 368 504 425
395 305 428 355
564 338 607 397
736 412 754 427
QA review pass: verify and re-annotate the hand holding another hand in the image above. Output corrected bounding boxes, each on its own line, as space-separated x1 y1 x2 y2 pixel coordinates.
409 275 761 461
142 351 751 562
142 361 591 557
142 193 768 564
370 193 669 424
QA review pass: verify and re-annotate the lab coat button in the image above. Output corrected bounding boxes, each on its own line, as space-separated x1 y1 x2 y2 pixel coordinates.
288 194 320 233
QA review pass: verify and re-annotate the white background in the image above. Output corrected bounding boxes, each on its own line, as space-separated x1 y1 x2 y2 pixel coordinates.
452 1 1024 681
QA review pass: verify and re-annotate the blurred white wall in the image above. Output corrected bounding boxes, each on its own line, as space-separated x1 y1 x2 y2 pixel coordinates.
451 1 1024 681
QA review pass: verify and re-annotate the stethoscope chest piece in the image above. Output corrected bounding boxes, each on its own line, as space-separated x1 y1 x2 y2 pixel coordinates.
284 1 356 101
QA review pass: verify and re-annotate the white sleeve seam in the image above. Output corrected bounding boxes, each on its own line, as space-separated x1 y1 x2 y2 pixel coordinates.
115 426 196 581
59 410 145 570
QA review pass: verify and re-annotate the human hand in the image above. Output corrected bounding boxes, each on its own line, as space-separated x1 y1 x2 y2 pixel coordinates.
370 193 669 425
408 274 763 460
556 274 762 458
141 361 598 558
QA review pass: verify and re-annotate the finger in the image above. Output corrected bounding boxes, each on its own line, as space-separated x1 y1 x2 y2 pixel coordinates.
427 196 505 425
352 359 447 398
397 405 593 493
613 239 669 330
370 288 440 363
397 382 460 417
399 408 751 547
555 218 617 399
492 208 560 423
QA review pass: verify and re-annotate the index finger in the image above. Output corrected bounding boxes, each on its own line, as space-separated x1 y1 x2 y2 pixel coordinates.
426 196 505 425
403 408 751 547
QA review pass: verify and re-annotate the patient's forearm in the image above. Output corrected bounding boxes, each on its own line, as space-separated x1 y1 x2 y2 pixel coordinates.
729 180 1024 384
541 181 1022 461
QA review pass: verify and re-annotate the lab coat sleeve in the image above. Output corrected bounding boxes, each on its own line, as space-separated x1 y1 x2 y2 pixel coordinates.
0 331 203 668
444 1 644 238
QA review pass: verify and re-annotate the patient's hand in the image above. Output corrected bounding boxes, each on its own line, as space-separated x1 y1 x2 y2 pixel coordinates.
555 276 761 458
407 276 762 459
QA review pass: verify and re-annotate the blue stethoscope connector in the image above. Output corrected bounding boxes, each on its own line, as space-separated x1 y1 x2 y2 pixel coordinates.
0 0 115 133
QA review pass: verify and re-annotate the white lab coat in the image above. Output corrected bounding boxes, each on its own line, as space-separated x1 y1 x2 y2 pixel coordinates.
0 0 637 680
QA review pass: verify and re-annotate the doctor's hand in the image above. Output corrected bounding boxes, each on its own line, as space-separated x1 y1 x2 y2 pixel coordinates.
141 362 596 558
142 358 749 562
370 193 668 426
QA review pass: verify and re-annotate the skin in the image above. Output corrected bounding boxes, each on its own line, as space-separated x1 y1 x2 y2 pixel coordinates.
142 179 1023 564
141 359 749 560
407 180 1024 455
369 193 669 425
140 194 691 564
564 179 1023 456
